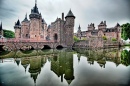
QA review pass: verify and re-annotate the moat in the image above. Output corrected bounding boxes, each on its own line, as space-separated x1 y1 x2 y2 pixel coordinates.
0 47 130 86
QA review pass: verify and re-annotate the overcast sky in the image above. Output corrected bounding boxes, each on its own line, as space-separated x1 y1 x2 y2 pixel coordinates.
0 0 130 32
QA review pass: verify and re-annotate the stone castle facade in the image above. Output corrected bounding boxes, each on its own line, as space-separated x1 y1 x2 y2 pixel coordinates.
14 1 75 46
76 21 121 41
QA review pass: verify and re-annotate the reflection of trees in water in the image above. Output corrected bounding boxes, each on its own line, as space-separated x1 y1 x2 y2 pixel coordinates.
74 48 122 68
121 50 130 66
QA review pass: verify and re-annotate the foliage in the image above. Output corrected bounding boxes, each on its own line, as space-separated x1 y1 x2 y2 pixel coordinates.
112 38 117 41
121 23 130 40
81 38 87 41
102 36 107 40
73 36 79 42
121 50 130 66
3 29 15 38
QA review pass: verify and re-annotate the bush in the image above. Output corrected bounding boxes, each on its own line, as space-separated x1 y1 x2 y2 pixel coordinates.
112 38 117 41
102 36 107 40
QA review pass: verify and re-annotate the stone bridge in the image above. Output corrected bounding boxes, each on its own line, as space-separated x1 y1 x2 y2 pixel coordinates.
0 42 67 51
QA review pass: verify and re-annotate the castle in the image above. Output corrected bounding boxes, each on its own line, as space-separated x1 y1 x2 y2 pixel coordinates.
76 21 121 41
14 0 75 47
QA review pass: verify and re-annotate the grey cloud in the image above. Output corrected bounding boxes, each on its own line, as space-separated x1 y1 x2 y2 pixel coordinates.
0 0 129 32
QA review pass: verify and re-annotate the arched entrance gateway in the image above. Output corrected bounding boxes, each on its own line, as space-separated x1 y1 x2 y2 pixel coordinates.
54 34 58 42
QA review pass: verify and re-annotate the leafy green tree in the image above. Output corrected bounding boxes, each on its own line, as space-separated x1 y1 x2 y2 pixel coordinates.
121 50 130 66
121 23 130 40
73 36 79 42
3 29 15 38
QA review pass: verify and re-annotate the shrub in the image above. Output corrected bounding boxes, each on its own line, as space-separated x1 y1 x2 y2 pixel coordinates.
102 36 107 40
112 38 117 41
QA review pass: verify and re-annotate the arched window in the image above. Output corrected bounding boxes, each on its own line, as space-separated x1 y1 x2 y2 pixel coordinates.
54 34 58 41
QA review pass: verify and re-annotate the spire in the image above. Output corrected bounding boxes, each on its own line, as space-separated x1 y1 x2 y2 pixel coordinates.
23 13 29 22
65 9 75 19
0 21 2 30
35 0 37 5
78 24 81 30
16 19 21 26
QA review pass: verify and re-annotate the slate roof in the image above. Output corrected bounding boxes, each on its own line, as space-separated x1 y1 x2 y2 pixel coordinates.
91 30 98 35
65 9 75 18
23 14 29 22
15 19 21 26
105 28 117 32
31 3 39 14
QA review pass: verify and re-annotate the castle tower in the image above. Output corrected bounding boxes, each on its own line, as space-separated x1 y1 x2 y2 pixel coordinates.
0 22 3 36
14 19 21 38
21 13 30 38
115 23 121 41
65 9 75 47
29 0 43 40
88 23 95 31
98 21 107 31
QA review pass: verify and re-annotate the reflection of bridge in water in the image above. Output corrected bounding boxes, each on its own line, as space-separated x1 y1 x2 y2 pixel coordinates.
0 48 129 85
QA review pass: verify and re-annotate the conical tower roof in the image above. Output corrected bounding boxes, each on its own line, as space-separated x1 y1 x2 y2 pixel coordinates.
23 13 29 22
65 9 75 19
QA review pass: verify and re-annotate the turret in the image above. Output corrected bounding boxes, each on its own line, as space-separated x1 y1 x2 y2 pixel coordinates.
115 23 121 41
65 9 75 27
98 21 107 31
65 9 76 47
14 19 21 38
88 23 95 31
0 21 3 36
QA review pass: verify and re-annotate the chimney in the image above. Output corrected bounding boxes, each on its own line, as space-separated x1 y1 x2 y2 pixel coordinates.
62 13 64 21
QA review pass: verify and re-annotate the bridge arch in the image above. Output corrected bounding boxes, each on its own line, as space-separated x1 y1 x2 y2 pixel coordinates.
56 45 63 49
0 45 12 51
42 45 51 49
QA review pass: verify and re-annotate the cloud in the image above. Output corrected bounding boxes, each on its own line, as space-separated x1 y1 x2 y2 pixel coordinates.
0 0 129 32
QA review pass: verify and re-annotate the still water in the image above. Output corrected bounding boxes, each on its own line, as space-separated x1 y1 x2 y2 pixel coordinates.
0 48 130 86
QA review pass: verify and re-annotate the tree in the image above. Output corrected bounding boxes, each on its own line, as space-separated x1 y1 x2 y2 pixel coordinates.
73 36 79 42
121 23 130 40
3 29 15 38
121 50 130 66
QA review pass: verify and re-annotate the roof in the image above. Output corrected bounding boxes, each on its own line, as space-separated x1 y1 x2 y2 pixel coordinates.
22 14 29 22
42 18 47 24
115 23 120 27
105 28 117 32
0 22 2 30
91 30 98 35
31 3 39 14
65 9 75 18
15 19 21 26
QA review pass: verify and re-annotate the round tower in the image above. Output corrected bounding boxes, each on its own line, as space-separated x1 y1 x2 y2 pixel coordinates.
65 9 75 47
14 19 21 38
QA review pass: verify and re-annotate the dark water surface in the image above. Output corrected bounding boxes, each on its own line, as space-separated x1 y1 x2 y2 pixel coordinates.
0 48 130 86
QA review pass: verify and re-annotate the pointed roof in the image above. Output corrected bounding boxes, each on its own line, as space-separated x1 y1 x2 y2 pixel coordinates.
78 24 81 30
0 22 2 30
23 13 29 22
116 23 120 27
31 0 39 14
15 19 21 26
42 18 46 24
65 9 75 19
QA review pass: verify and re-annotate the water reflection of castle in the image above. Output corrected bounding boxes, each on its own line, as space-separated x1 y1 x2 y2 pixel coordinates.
19 50 75 85
51 51 74 84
